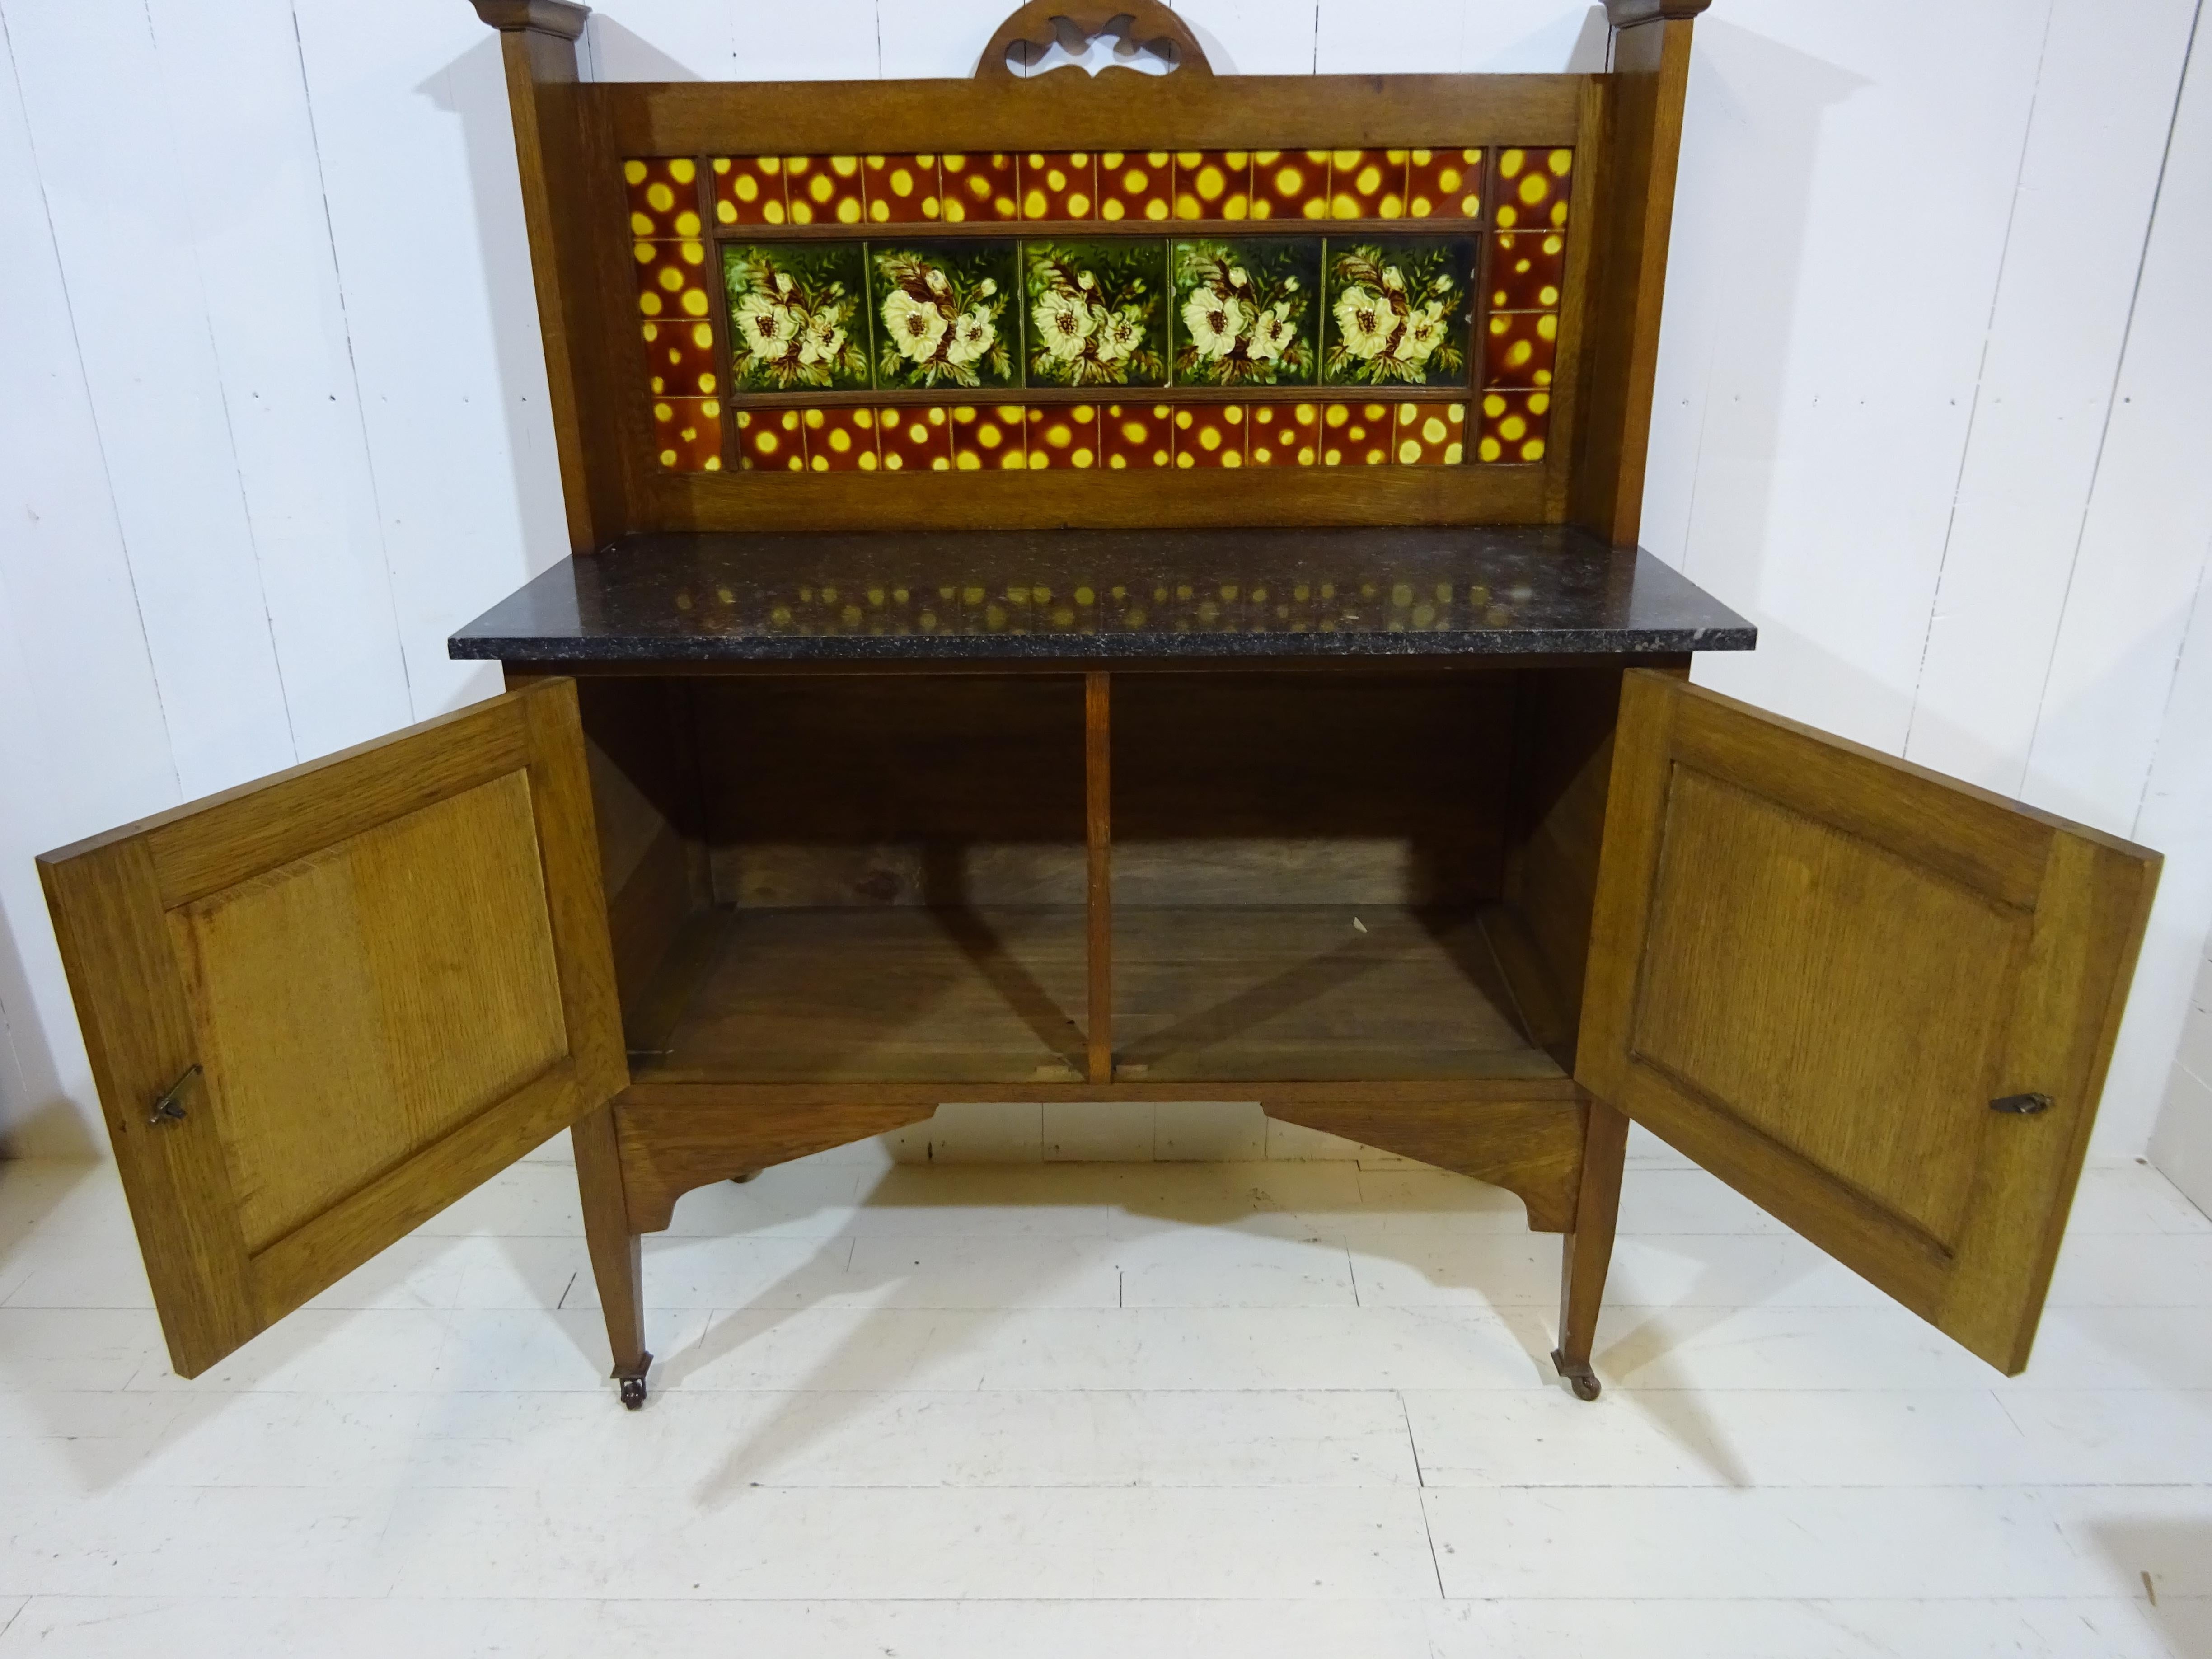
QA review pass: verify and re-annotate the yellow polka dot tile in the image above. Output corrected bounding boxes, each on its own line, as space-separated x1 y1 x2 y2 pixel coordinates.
1097 151 1174 224
735 406 805 471
1474 389 1551 464
1492 146 1573 230
1023 404 1101 468
1101 402 1175 469
1021 151 1098 221
1320 402 1395 467
951 403 1031 470
624 158 704 239
1406 148 1482 221
709 155 789 227
1327 149 1408 220
1482 308 1560 388
629 237 715 323
1172 151 1252 221
942 153 1021 222
1245 402 1320 467
653 396 724 471
640 318 721 399
1392 400 1467 465
800 406 882 472
1486 229 1567 311
876 404 955 471
1251 151 1332 222
1171 403 1248 467
784 154 867 227
863 154 943 224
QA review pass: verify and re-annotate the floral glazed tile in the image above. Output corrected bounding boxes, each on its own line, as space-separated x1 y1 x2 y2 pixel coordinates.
1486 229 1566 312
1171 239 1319 387
1329 149 1408 220
876 403 956 471
1392 399 1467 464
1245 400 1321 467
652 396 723 471
1021 151 1098 220
641 318 721 399
1097 151 1173 224
1321 238 1474 388
1250 150 1332 222
711 155 790 227
1406 148 1483 221
1025 240 1169 389
625 158 703 239
801 406 883 471
1100 402 1176 469
863 154 943 224
951 403 1031 470
1320 401 1396 466
724 243 872 391
632 238 716 324
1023 404 1101 468
785 154 867 227
941 152 1020 222
1493 146 1573 230
1171 403 1248 467
1174 151 1253 220
1482 307 1559 388
1474 389 1551 463
734 406 806 470
872 241 1020 391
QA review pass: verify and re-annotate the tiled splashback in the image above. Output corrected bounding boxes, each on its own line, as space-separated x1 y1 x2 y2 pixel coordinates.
623 147 1572 475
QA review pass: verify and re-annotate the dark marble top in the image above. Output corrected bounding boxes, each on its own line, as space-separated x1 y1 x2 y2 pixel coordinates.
449 527 1756 664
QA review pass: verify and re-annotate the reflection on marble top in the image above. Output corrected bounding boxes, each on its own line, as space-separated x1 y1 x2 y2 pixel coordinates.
448 527 1756 663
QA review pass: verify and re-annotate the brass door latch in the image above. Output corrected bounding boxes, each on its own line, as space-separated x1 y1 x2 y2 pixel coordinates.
148 1063 201 1126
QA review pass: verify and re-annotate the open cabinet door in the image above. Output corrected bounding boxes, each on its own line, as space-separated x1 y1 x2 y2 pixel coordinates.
38 679 625 1378
1576 670 2159 1374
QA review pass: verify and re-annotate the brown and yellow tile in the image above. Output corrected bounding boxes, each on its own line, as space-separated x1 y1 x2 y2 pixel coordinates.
734 405 804 471
801 406 882 472
784 154 867 227
1245 401 1321 467
652 397 723 472
1486 229 1566 311
1474 389 1551 463
1173 150 1252 220
1171 403 1248 467
876 403 956 471
1023 404 1101 468
631 237 715 323
641 317 721 399
1406 148 1482 221
1329 149 1408 220
941 152 1020 222
1101 402 1175 469
1021 151 1098 221
1492 146 1573 230
1321 401 1395 466
863 154 943 224
951 403 1030 470
1250 150 1331 222
711 155 790 227
1392 400 1467 465
625 158 704 239
1097 151 1173 224
1481 308 1560 388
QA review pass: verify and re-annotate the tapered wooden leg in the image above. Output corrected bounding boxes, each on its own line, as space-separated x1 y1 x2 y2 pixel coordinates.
572 1101 651 1408
1552 1094 1629 1401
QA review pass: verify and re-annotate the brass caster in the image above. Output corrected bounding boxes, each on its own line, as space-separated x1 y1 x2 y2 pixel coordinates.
1551 1349 1602 1401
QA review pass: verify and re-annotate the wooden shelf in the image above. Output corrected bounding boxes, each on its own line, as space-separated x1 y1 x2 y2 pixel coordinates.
627 903 1562 1086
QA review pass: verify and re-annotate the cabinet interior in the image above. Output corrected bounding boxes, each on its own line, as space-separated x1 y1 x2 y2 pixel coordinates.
576 665 1623 1087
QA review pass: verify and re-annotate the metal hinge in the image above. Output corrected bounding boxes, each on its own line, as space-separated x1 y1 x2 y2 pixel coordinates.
148 1063 200 1126
1990 1092 2053 1115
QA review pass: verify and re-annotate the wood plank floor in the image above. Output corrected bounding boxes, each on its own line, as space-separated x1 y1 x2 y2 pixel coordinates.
0 1133 2207 1656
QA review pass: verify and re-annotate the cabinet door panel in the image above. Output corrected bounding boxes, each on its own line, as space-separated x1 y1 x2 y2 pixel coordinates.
1577 671 2158 1373
39 679 624 1377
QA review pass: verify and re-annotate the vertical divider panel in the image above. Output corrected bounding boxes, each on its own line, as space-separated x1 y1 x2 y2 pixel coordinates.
1085 670 1113 1082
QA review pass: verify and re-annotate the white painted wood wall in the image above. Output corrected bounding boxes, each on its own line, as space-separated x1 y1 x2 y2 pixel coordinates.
2 0 2207 1202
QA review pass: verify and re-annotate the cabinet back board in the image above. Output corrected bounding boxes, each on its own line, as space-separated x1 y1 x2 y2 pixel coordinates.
478 0 1685 541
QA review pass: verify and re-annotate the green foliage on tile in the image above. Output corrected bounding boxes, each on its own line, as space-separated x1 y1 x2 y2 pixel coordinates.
1170 239 1319 387
1024 239 1169 389
722 242 872 391
1321 238 1473 389
871 241 1021 390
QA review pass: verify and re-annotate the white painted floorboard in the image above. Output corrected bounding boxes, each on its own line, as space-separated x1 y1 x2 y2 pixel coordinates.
1 1149 2207 1656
